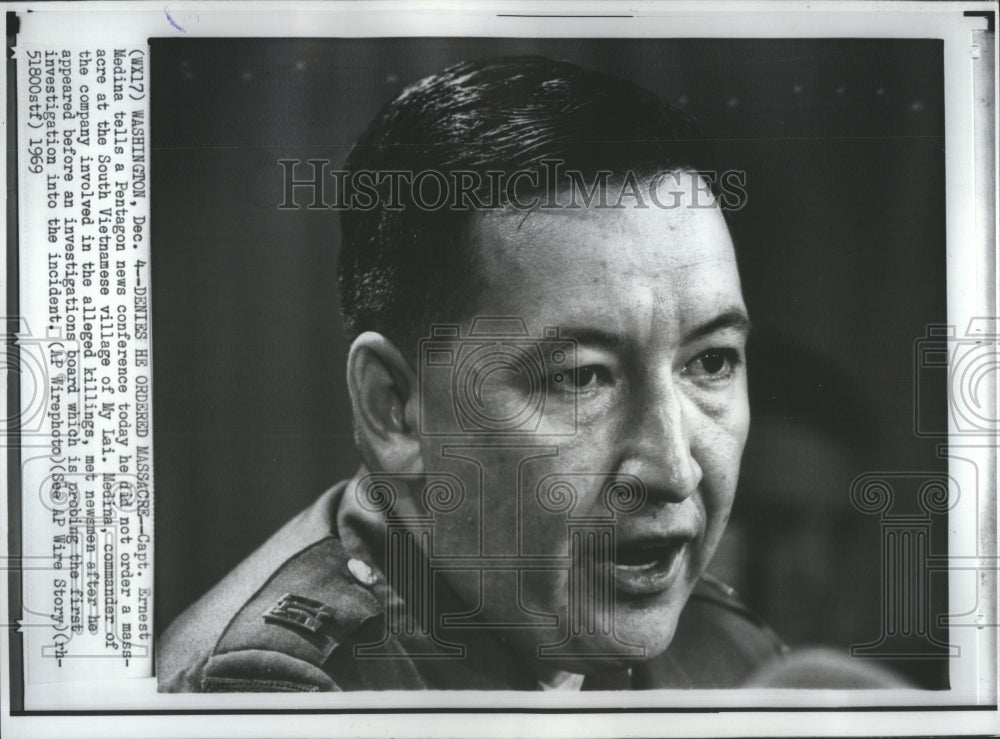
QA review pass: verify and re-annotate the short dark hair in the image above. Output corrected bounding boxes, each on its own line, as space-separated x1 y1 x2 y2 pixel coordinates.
338 55 713 357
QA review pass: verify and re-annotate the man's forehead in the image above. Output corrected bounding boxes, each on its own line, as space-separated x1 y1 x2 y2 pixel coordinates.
468 187 735 273
458 191 743 344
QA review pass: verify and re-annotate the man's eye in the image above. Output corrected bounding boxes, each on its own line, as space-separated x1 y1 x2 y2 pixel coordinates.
550 365 608 393
684 349 740 381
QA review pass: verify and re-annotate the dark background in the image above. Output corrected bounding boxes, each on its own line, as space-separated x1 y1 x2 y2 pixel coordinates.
151 38 949 687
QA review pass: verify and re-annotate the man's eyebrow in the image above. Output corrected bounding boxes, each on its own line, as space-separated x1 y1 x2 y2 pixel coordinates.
685 308 752 343
551 311 751 350
553 327 627 350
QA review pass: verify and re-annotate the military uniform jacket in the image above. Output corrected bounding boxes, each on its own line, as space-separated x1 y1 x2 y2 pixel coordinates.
158 482 786 692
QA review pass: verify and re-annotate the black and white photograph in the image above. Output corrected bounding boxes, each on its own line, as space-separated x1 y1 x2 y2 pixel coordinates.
152 37 951 692
2 3 996 738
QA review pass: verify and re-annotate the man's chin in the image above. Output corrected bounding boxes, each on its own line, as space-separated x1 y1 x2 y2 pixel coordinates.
528 604 683 677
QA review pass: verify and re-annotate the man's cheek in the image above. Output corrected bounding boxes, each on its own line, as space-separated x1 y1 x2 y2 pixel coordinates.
702 412 749 486
432 514 480 556
519 569 568 612
519 499 575 557
728 381 751 448
553 422 621 471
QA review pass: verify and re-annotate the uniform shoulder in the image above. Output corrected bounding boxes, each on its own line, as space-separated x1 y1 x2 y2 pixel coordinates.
207 536 390 691
161 535 386 692
689 572 769 617
158 486 347 684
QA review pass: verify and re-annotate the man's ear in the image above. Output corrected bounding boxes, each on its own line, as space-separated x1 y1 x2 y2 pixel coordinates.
346 332 422 473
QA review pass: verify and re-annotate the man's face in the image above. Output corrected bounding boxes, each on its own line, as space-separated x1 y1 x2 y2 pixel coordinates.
414 173 750 674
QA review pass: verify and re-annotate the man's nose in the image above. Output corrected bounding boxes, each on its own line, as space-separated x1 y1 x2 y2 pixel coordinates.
619 377 703 502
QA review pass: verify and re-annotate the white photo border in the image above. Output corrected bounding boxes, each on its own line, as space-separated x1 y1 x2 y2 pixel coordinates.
2 2 996 737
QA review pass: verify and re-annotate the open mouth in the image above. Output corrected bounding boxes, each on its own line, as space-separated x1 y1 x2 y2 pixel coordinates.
610 538 688 596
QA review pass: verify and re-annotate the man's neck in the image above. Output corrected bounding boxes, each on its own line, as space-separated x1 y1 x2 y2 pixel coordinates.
336 468 386 565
